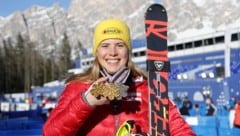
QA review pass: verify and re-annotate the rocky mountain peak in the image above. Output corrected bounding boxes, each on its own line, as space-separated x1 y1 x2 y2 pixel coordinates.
0 0 240 59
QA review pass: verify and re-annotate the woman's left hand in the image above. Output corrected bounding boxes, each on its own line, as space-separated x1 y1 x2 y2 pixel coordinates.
84 77 110 106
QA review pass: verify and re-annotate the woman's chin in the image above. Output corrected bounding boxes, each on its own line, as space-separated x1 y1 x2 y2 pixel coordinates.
105 68 119 74
106 70 117 74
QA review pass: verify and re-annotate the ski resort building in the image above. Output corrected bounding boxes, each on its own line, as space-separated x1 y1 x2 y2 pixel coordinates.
76 27 240 106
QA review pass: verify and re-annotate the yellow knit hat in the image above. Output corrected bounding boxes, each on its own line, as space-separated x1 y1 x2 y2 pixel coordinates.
93 19 131 56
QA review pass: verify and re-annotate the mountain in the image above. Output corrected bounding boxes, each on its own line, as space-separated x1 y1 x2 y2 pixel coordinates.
0 0 240 59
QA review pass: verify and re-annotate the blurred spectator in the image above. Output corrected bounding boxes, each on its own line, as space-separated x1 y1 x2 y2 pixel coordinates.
180 102 190 115
229 106 235 128
173 96 182 107
180 97 192 116
183 96 193 109
42 107 53 121
205 97 217 116
229 97 237 110
42 97 49 105
191 104 201 117
229 97 237 128
46 107 53 117
234 101 240 128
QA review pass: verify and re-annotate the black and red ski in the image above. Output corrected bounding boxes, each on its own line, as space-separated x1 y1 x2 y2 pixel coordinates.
145 4 170 136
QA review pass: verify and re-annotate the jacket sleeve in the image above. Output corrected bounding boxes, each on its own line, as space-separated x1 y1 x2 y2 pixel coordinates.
169 100 196 136
43 82 94 136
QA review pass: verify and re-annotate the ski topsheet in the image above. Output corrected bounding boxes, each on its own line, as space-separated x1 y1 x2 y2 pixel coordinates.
145 4 170 136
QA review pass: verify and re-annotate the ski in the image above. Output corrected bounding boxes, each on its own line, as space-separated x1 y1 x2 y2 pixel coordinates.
145 4 170 136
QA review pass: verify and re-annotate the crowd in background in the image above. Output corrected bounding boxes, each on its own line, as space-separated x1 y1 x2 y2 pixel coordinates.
178 96 240 129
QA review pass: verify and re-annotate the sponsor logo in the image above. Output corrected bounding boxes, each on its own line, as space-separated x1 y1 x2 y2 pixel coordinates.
103 27 122 34
154 61 164 70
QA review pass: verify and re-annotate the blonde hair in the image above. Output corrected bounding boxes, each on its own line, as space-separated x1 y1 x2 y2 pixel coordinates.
66 56 147 84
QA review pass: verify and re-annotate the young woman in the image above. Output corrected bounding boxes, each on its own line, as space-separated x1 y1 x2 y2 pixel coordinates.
43 19 195 136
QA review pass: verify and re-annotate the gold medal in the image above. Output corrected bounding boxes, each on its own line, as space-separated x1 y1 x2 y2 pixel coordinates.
90 83 129 100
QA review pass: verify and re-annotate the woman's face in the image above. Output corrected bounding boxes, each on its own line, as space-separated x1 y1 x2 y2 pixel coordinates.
96 39 129 74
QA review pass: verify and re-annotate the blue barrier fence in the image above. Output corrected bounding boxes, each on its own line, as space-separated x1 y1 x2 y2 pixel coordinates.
0 129 42 136
1 111 240 136
1 110 41 119
184 116 240 136
0 116 44 136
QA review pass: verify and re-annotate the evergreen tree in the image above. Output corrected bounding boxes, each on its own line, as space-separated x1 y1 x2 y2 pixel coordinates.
58 32 73 79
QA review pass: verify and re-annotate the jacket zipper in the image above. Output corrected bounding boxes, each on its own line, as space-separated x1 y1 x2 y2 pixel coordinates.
114 114 120 135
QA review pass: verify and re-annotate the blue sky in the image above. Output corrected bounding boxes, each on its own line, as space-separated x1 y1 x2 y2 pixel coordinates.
0 0 70 17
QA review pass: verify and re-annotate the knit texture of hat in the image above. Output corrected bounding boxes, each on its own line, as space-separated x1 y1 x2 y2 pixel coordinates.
93 19 131 56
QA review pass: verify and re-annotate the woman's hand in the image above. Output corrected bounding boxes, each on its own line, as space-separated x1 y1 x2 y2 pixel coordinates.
84 77 109 106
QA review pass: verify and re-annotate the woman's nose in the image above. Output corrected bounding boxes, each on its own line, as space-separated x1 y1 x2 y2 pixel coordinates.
109 46 117 55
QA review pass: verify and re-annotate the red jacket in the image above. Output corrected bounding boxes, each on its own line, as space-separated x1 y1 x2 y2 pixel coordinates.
234 103 240 126
43 77 195 136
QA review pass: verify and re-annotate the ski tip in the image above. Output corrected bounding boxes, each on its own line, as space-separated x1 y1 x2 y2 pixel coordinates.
147 3 166 13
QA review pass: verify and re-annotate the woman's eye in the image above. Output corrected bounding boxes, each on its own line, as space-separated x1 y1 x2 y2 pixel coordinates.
100 44 108 48
117 43 125 47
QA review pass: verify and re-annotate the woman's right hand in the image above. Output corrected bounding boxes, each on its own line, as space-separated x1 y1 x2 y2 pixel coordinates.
84 77 109 106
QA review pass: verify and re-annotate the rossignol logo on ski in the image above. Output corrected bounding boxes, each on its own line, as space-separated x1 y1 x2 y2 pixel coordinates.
154 61 164 70
145 20 167 40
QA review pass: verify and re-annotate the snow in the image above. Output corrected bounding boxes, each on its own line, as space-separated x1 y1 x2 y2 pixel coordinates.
43 80 64 87
192 0 206 7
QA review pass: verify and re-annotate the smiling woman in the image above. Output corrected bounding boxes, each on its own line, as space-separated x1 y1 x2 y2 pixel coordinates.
42 18 195 136
97 39 129 74
0 0 70 17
